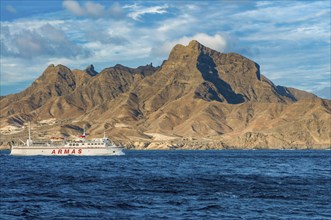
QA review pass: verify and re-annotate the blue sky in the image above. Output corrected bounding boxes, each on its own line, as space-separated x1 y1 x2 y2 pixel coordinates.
1 0 330 99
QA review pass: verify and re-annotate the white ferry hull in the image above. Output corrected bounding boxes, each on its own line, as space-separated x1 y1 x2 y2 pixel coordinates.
10 146 124 156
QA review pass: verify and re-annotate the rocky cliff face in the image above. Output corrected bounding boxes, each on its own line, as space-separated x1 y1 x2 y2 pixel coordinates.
0 40 329 149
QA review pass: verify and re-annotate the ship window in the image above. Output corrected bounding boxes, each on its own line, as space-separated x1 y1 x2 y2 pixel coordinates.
82 143 84 145
69 144 72 146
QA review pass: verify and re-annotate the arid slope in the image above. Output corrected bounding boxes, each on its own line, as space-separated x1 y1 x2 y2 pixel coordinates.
1 41 330 149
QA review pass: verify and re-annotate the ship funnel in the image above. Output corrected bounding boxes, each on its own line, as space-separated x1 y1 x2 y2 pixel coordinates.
77 126 87 139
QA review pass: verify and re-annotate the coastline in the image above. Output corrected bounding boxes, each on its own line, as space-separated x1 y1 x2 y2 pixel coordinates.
1 141 330 151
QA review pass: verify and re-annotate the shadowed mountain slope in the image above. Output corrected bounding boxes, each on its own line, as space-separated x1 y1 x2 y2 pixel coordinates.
0 40 329 149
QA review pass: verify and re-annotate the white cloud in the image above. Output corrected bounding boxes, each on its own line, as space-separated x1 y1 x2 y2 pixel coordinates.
234 1 326 23
62 0 124 19
157 14 195 34
186 33 227 52
124 4 168 21
62 0 116 17
1 23 90 58
85 1 105 16
109 2 123 18
0 57 46 85
62 0 85 16
255 1 273 7
5 5 17 14
239 22 330 43
1 19 65 32
313 86 331 99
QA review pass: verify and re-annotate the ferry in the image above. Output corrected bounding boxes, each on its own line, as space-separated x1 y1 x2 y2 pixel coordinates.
10 124 125 156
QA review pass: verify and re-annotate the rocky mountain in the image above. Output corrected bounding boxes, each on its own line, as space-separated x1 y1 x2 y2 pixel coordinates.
1 40 330 149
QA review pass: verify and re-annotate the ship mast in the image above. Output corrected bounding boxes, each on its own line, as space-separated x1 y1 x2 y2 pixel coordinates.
27 121 32 146
28 121 31 142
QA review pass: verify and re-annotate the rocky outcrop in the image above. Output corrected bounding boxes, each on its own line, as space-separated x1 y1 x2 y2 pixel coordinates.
85 64 98 76
0 40 329 149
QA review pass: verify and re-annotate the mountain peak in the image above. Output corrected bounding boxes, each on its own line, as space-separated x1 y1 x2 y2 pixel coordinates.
187 40 203 49
167 40 206 62
55 64 70 69
85 64 98 76
41 64 70 78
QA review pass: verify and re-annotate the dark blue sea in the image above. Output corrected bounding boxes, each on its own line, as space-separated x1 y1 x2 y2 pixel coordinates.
1 150 330 219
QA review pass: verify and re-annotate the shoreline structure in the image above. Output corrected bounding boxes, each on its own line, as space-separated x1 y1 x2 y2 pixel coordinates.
1 137 330 150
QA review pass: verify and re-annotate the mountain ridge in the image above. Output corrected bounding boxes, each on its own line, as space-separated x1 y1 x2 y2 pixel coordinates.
0 40 329 149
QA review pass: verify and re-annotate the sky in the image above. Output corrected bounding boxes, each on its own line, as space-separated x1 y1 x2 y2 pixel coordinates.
0 0 330 99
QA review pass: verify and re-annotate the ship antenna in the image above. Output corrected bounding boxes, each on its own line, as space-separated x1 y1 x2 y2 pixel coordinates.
104 130 106 139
